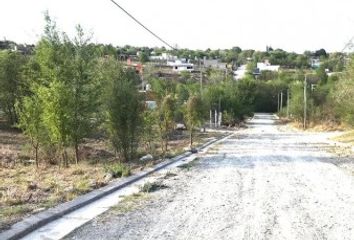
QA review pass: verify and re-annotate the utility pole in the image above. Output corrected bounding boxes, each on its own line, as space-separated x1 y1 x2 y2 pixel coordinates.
200 69 203 94
214 109 218 128
280 91 283 112
303 75 307 129
286 88 290 118
277 93 280 112
210 109 212 128
218 96 221 127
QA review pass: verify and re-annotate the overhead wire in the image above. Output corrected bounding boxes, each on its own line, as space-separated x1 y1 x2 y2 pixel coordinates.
108 0 177 50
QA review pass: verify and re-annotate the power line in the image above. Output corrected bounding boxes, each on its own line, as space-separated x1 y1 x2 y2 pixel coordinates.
341 35 354 53
108 0 177 50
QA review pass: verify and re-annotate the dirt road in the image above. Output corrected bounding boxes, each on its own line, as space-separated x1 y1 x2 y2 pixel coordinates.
65 113 354 240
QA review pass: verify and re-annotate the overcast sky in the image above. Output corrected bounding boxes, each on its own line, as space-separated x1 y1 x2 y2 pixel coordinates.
1 0 354 52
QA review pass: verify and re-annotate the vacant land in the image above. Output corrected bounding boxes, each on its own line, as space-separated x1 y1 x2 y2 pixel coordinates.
0 124 224 232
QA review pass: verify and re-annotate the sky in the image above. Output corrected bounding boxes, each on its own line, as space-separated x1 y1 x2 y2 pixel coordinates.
1 0 354 53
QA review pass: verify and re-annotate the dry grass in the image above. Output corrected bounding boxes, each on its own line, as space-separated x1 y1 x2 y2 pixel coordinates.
281 120 345 132
0 128 224 232
332 131 354 146
0 163 108 231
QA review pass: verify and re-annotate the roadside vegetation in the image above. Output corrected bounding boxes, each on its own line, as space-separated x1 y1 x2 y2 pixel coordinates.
0 15 229 230
2 13 354 232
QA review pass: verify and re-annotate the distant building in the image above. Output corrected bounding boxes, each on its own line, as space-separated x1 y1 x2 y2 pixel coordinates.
256 60 280 72
233 65 247 80
203 58 227 70
150 52 177 61
310 58 321 68
168 59 194 72
0 41 34 54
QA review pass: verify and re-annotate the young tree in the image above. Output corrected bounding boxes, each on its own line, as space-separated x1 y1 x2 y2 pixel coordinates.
37 81 73 167
138 51 149 64
0 51 28 125
105 60 143 162
184 95 204 148
16 94 44 167
158 94 175 156
142 109 157 153
68 25 100 164
333 58 354 126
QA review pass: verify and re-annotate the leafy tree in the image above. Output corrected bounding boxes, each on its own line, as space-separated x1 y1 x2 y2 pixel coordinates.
37 80 73 167
149 77 176 100
158 94 175 156
333 58 354 126
139 51 149 63
16 94 44 167
67 25 100 164
316 65 328 85
0 51 28 125
142 109 157 153
105 60 143 162
184 95 204 147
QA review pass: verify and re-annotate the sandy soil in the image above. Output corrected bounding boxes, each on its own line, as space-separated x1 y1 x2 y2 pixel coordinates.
65 113 354 240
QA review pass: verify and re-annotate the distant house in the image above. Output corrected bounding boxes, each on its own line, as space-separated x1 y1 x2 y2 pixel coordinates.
256 60 280 72
0 41 34 54
310 58 321 68
168 59 194 72
150 52 177 61
203 58 227 70
233 64 247 80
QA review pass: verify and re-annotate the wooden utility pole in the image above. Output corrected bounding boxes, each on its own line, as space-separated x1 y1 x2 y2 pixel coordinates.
200 70 203 94
277 93 280 112
280 91 283 112
286 88 290 118
210 109 212 128
214 109 218 128
218 97 221 127
303 75 307 129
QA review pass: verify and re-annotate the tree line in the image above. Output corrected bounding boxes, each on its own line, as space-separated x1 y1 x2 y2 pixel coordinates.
2 15 353 169
1 15 251 167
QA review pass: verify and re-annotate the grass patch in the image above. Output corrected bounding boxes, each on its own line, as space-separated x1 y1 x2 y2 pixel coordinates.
105 193 150 218
139 181 168 193
0 205 33 231
178 158 200 171
164 171 177 179
333 131 354 146
105 162 131 178
73 179 91 194
0 205 32 218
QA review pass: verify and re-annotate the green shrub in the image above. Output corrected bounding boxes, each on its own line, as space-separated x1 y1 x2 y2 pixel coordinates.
73 179 91 194
139 181 167 193
105 163 131 178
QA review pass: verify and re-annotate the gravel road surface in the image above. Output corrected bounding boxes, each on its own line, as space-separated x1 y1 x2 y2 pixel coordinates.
65 113 354 240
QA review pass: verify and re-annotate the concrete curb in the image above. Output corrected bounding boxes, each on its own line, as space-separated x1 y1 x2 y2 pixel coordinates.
0 134 231 240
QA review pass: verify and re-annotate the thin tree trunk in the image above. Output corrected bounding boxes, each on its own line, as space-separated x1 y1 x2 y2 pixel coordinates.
35 143 39 168
62 149 69 168
165 138 168 154
190 129 193 148
75 142 79 165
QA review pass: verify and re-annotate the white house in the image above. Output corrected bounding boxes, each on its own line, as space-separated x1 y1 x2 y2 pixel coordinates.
310 58 321 68
150 52 177 61
233 64 247 80
168 59 194 72
256 60 280 72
